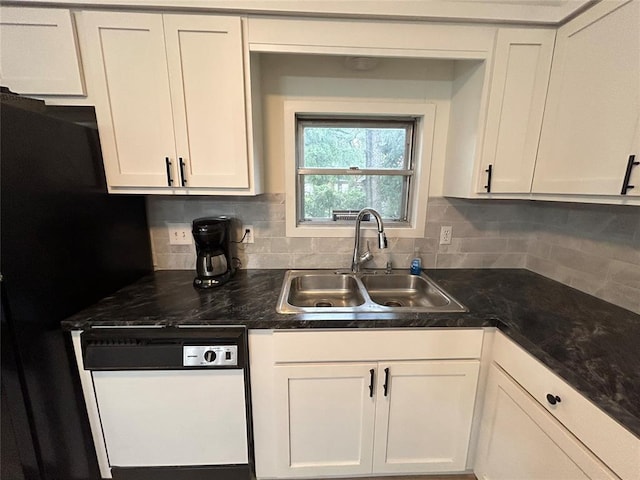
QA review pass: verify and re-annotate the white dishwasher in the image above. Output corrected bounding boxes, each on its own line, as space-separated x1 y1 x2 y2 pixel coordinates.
81 327 252 480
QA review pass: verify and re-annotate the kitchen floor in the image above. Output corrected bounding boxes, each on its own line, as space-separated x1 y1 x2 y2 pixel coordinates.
332 475 476 480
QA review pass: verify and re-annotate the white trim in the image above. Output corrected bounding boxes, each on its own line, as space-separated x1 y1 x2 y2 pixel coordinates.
71 331 112 479
248 43 490 60
284 100 436 238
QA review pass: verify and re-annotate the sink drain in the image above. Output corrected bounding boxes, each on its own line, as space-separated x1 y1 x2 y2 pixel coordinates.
315 301 334 307
384 301 403 307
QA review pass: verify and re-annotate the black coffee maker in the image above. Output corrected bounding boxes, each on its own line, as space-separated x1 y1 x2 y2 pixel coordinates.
192 217 234 289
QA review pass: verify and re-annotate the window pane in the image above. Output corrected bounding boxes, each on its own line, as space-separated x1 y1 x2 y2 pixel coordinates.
301 174 407 221
301 125 409 169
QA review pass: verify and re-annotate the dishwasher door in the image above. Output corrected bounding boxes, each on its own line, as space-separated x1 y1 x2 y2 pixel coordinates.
92 369 248 467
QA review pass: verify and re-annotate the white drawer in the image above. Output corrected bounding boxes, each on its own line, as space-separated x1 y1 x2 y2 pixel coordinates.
493 331 640 480
273 328 484 363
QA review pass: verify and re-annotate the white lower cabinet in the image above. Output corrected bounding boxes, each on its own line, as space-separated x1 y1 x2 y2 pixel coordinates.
475 332 640 480
252 329 638 480
274 363 376 476
249 329 485 478
372 360 480 474
275 360 479 477
474 364 617 480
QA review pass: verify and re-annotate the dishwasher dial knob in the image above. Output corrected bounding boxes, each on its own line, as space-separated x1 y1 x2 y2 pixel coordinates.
203 350 217 363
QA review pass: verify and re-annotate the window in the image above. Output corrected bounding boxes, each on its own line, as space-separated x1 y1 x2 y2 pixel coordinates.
296 117 415 224
285 101 435 238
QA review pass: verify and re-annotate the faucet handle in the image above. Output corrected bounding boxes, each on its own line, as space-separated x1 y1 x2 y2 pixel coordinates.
358 241 373 264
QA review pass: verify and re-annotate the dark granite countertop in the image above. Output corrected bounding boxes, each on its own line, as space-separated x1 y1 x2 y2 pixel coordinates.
62 268 640 440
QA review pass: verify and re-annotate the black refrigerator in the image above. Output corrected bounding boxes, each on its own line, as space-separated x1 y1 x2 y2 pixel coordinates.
1 94 153 480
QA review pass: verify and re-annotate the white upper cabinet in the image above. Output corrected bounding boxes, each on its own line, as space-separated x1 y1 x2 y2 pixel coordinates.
533 0 640 196
163 14 250 189
78 12 176 188
77 11 261 194
442 27 555 198
0 7 85 95
477 28 555 194
9 2 637 201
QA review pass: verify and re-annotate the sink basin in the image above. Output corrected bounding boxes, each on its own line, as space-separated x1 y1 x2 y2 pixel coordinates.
360 273 451 308
277 270 467 314
287 274 365 308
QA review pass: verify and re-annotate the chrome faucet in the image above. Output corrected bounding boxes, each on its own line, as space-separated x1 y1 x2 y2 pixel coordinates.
351 208 387 273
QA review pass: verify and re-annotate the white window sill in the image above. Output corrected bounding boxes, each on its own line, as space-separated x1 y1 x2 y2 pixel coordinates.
285 223 424 239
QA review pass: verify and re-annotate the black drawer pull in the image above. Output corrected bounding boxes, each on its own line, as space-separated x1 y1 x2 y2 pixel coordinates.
179 157 187 187
165 157 173 186
546 393 561 405
383 367 390 397
369 369 375 398
484 164 493 192
621 154 639 195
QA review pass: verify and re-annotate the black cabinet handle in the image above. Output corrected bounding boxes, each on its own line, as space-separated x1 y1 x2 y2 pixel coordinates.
165 157 173 186
546 393 561 405
621 154 639 195
179 157 187 187
383 367 390 397
369 369 375 398
484 164 493 193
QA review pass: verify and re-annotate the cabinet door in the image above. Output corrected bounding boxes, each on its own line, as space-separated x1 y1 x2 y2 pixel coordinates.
474 365 618 480
274 363 376 477
372 360 480 474
164 15 249 189
0 7 85 95
78 11 177 188
478 28 555 193
533 0 640 195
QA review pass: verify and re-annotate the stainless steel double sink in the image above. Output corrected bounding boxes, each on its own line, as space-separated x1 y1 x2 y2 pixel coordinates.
277 270 467 314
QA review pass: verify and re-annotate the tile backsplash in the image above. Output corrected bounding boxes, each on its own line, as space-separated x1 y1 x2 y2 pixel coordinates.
525 201 640 315
146 195 640 314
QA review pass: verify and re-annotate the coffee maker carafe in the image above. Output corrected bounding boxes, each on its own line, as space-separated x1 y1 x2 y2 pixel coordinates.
192 217 234 289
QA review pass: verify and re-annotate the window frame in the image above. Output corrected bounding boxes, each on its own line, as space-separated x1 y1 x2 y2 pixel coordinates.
296 116 416 225
284 101 435 238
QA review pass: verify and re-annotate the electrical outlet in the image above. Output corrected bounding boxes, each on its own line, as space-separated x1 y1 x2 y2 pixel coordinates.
440 225 452 245
167 223 192 245
242 225 254 244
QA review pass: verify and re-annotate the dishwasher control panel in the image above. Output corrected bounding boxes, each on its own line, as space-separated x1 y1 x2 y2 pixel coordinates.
183 345 238 367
